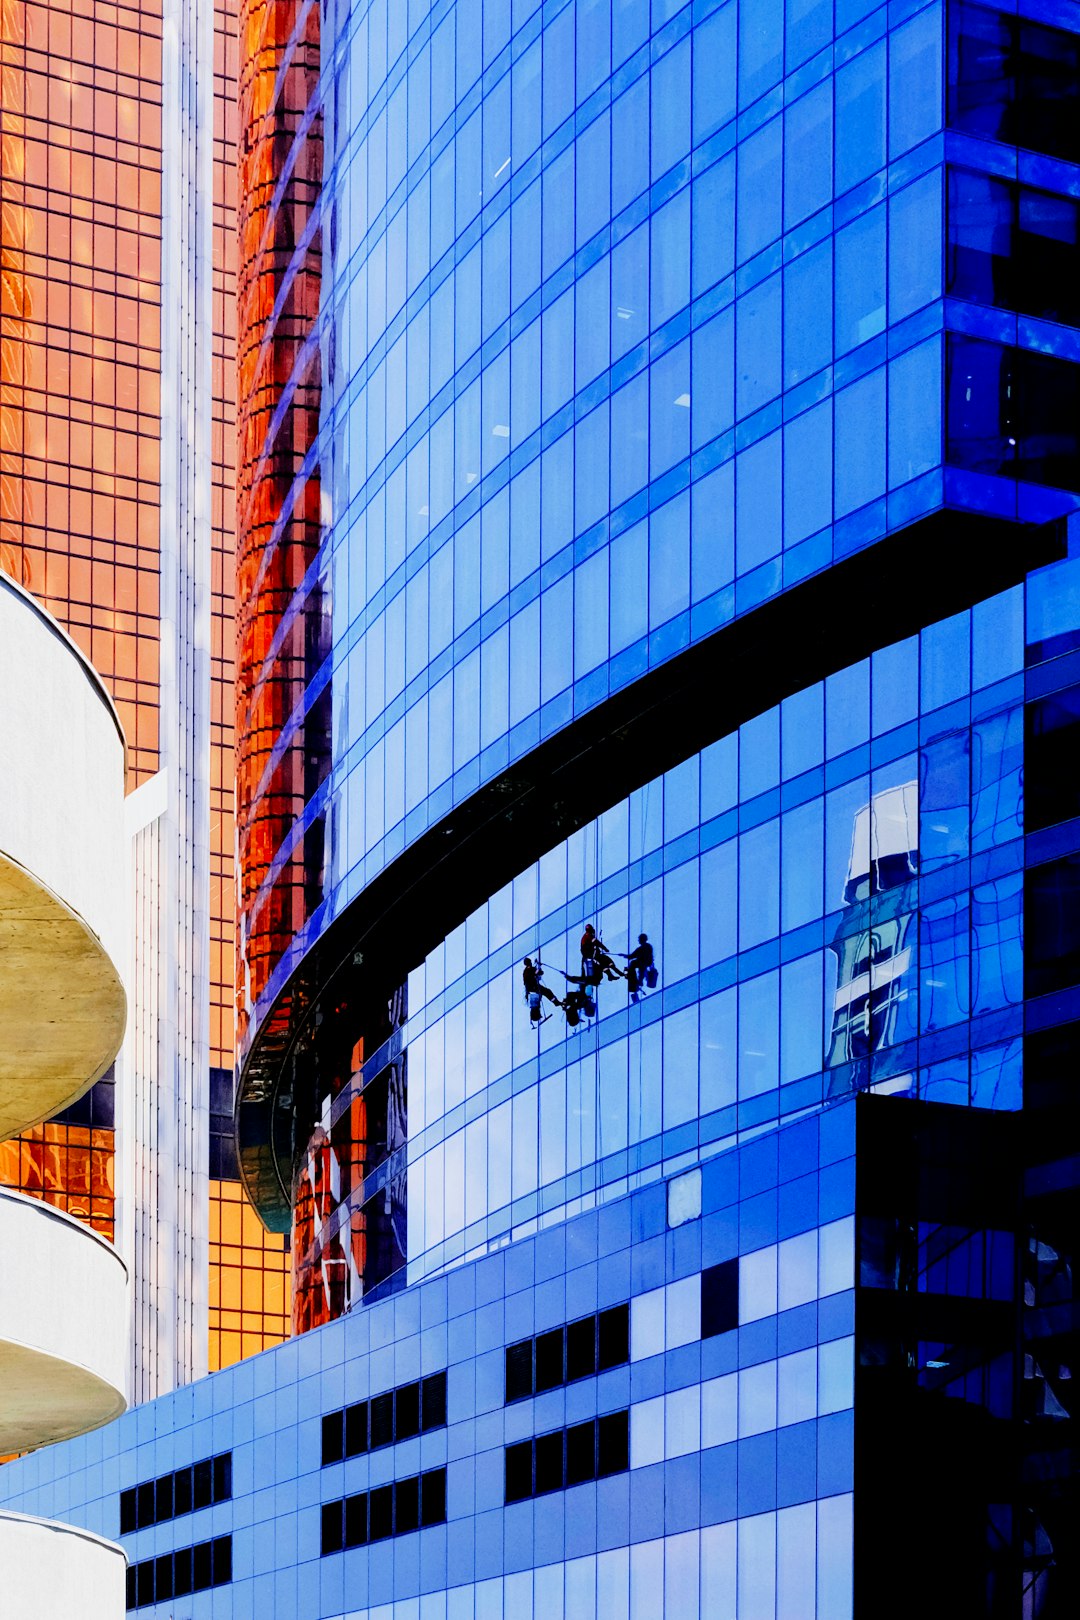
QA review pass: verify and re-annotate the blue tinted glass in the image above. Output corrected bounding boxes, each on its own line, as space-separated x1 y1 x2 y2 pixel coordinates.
835 42 885 194
693 3 737 141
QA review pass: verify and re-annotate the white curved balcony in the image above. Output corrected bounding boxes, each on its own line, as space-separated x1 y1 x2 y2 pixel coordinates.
0 1190 128 1453
0 1511 125 1617
0 576 127 1138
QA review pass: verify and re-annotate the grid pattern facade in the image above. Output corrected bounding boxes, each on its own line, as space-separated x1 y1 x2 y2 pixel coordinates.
0 0 163 783
1 0 290 1371
2 3 1077 1617
0 1108 859 1618
209 1177 291 1372
0 0 164 1245
0 1122 115 1239
236 0 1080 1058
211 0 240 1077
234 0 324 1040
208 0 290 1372
288 583 1028 1315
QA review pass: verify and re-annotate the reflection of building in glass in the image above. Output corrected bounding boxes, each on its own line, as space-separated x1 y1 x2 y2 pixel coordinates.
828 783 918 1070
290 988 409 1331
4 2 1080 1616
207 0 290 1374
235 0 326 1037
0 0 288 1386
0 0 163 1256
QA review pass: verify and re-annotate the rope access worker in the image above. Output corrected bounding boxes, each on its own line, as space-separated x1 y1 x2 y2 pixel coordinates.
624 933 656 1002
559 971 598 1028
580 922 625 984
523 957 560 1023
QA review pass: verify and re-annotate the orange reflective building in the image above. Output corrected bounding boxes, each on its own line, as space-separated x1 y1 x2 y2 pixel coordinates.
208 0 292 1371
0 0 163 1245
0 0 289 1367
235 0 325 1036
234 0 326 1333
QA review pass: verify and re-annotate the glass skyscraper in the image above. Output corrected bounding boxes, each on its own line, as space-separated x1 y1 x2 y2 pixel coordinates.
3 0 1079 1614
0 0 290 1381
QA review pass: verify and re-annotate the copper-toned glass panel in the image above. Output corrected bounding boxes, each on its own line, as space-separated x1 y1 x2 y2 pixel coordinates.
235 0 325 1044
207 0 290 1369
0 0 163 1238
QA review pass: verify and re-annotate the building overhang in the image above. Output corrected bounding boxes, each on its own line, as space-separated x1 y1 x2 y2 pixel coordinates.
0 573 128 1137
235 508 1066 1231
0 853 127 1140
0 1191 128 1452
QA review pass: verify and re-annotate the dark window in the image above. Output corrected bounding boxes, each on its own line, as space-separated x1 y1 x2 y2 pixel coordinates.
420 1467 447 1526
946 338 1080 495
370 1390 395 1450
192 1539 213 1593
174 1465 193 1518
948 2 1013 146
369 1484 394 1541
535 1327 564 1392
345 1400 368 1457
1018 349 1080 494
213 1453 232 1504
321 1501 344 1556
534 1429 564 1494
154 1555 173 1602
598 1304 630 1369
702 1258 740 1338
947 167 1014 313
947 2 1080 164
396 1474 420 1534
1024 1019 1080 1112
504 1414 630 1502
209 1066 240 1180
946 163 1080 330
173 1547 193 1597
1026 689 1080 832
421 1370 447 1430
55 1070 115 1129
322 1410 344 1465
597 1410 630 1477
566 1316 597 1381
1026 855 1080 998
212 1537 232 1587
1016 16 1080 162
125 1566 137 1611
322 1472 446 1557
323 1373 447 1469
344 1493 368 1549
507 1306 630 1402
566 1419 597 1485
505 1339 534 1402
135 1562 155 1608
1015 186 1080 329
120 1454 230 1537
945 336 1016 480
505 1439 533 1503
395 1380 420 1441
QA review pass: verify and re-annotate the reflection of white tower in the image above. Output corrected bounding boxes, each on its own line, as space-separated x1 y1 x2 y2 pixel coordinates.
829 783 919 1066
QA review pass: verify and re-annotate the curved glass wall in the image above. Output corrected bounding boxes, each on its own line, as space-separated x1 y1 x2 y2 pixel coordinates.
235 0 326 1037
236 0 1080 1063
284 559 1080 1325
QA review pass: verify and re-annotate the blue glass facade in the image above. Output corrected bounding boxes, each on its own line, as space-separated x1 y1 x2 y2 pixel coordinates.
4 0 1080 1614
0 1108 860 1618
236 0 1080 1069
